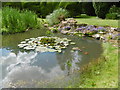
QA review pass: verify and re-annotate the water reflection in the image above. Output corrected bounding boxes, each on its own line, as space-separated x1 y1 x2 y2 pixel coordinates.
0 28 103 88
1 51 66 88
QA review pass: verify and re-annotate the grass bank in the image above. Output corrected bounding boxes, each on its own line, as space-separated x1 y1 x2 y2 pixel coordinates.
67 42 118 88
74 16 118 28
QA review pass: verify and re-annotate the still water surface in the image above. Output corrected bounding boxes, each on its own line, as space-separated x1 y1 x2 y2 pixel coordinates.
0 28 103 88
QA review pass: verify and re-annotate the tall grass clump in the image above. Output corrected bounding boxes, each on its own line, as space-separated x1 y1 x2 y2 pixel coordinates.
1 7 39 34
46 8 69 26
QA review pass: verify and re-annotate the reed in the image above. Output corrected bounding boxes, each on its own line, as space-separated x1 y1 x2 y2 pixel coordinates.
1 7 39 34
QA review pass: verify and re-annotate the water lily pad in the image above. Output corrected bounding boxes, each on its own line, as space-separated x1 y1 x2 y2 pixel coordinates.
24 46 35 50
20 41 26 44
70 42 76 45
18 36 74 53
18 44 29 48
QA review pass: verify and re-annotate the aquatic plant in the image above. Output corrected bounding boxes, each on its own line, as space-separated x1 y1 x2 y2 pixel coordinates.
40 38 55 45
18 36 72 53
46 8 69 25
2 7 40 34
66 60 72 68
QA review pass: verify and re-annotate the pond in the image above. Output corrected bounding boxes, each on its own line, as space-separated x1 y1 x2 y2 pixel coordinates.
0 27 103 88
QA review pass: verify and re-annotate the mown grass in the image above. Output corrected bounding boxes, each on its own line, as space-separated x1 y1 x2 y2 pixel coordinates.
66 42 118 88
1 7 41 34
74 15 118 28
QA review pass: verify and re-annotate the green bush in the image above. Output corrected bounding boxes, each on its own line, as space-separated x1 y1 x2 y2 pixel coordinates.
106 13 119 19
109 5 120 13
46 8 69 25
106 5 120 20
93 2 113 19
1 7 39 34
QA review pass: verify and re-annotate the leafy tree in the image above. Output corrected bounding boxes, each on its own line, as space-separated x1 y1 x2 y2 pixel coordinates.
93 2 113 19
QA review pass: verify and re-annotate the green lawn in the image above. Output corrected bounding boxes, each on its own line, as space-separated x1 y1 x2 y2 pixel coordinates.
67 42 118 88
74 16 118 28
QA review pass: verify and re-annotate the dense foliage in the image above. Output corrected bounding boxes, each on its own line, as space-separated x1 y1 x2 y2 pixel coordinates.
2 2 82 18
93 2 113 19
2 2 120 19
1 7 39 34
106 5 120 19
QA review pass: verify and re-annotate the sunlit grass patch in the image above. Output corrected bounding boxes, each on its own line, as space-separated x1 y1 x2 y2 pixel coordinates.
75 16 118 28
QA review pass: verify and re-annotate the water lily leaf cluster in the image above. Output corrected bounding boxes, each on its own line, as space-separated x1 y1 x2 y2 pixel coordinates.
18 36 73 53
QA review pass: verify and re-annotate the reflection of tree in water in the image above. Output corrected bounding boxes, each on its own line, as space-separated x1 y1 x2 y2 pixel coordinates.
56 37 103 74
56 47 73 71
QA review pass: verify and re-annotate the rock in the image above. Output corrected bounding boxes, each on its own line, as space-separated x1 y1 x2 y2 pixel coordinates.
63 26 71 30
61 21 68 27
61 30 69 35
67 18 77 24
92 34 101 40
100 36 105 40
76 24 87 27
116 28 120 32
99 31 106 34
44 24 48 27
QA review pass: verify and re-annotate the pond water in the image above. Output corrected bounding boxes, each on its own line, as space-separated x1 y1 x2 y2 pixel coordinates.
0 27 103 88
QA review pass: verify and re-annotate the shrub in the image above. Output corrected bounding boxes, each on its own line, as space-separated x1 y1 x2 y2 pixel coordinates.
1 7 39 34
106 5 120 19
106 13 119 19
93 2 113 19
46 8 69 25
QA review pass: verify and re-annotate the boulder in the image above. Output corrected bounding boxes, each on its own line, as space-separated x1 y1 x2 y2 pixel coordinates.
92 34 101 40
61 30 69 35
